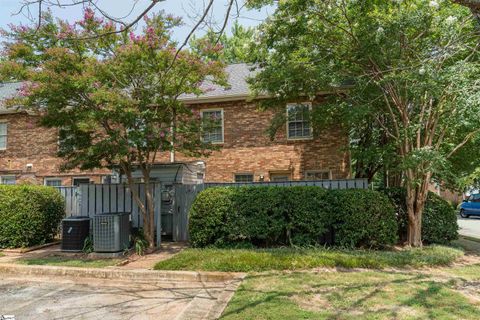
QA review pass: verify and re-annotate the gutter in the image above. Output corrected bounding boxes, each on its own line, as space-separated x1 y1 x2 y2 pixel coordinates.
179 88 353 105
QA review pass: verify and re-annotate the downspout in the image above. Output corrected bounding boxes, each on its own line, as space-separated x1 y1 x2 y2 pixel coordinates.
170 111 176 163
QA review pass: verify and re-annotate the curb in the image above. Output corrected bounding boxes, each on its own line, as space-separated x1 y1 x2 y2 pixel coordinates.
0 263 245 283
460 235 480 243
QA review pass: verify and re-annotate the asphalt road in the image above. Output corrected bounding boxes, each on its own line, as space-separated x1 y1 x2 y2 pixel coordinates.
458 215 480 239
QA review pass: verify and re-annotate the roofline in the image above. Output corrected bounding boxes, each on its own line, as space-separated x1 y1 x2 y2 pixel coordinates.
180 92 269 104
180 87 353 105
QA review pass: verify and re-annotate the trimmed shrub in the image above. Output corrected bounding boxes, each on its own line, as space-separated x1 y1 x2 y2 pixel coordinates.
189 186 397 248
330 189 398 248
0 185 65 248
382 188 458 244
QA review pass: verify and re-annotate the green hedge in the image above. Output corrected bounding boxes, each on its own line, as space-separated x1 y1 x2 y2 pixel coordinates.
382 188 458 244
189 186 397 249
0 185 65 248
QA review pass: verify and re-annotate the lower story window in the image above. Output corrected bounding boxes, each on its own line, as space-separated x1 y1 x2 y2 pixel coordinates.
72 177 91 186
305 170 331 180
44 178 62 187
0 175 16 185
270 172 291 182
234 173 254 183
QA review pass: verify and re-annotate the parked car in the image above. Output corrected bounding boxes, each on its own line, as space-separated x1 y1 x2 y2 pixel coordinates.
459 193 480 218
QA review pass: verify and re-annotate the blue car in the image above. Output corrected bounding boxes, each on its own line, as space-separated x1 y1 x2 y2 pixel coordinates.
459 193 480 218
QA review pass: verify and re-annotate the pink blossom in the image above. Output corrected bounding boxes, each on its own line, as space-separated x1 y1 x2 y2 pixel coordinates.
84 8 95 21
160 131 166 138
129 32 136 41
18 82 39 97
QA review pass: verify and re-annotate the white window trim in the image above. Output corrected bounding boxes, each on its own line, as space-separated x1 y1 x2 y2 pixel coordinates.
0 121 8 150
305 170 332 180
0 175 16 185
200 108 224 144
234 172 254 183
44 177 63 186
286 102 313 140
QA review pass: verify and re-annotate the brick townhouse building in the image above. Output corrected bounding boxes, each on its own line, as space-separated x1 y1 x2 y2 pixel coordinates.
0 64 351 186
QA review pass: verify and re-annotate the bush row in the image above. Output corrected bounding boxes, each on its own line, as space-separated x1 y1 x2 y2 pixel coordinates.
0 185 65 248
189 186 398 248
189 186 458 248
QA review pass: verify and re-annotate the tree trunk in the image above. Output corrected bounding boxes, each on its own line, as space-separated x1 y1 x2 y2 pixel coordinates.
405 175 429 247
141 166 156 249
407 210 422 247
122 163 155 247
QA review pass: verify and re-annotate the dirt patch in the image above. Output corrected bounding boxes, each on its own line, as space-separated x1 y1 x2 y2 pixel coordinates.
291 293 331 312
120 241 187 270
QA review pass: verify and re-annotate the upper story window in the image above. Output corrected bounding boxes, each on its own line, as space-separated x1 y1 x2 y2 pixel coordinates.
287 103 312 140
201 109 224 143
0 122 7 150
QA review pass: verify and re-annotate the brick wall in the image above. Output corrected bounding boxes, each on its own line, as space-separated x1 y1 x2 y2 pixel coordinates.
0 113 108 185
0 99 350 185
160 100 351 182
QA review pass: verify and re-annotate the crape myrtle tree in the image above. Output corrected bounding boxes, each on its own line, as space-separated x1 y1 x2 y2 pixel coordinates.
249 0 480 246
0 9 225 248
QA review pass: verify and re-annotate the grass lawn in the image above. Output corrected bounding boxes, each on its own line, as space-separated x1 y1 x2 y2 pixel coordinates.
221 265 480 320
154 245 463 272
18 256 122 268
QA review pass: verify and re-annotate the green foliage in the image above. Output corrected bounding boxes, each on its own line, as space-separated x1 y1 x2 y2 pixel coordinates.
0 185 65 248
0 9 226 247
154 245 463 272
132 228 148 256
330 190 398 248
82 235 94 254
383 188 459 244
190 21 259 63
249 0 480 245
189 186 397 248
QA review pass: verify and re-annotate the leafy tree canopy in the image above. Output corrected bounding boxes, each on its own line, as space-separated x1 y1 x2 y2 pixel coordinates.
249 0 480 246
0 8 226 247
189 21 259 63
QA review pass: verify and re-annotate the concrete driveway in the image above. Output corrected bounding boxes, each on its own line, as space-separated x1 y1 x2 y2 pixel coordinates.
458 215 480 239
0 274 236 320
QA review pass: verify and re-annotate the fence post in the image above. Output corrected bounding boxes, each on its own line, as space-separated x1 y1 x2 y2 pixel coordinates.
155 183 162 247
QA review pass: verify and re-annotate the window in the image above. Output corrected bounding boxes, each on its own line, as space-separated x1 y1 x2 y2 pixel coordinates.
287 103 312 139
469 194 480 202
201 109 224 143
305 170 331 180
0 176 16 185
44 178 62 187
234 173 254 183
270 172 291 182
72 178 91 186
0 122 7 150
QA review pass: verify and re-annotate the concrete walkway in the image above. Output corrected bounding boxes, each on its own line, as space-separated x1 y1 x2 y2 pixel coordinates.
0 243 243 319
0 273 242 320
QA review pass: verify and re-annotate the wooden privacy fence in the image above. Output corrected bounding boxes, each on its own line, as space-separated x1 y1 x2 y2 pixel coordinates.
55 178 368 245
56 183 199 246
205 178 369 189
